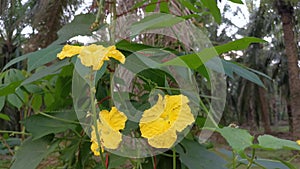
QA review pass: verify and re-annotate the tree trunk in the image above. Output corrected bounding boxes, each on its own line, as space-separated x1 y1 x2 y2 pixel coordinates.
258 86 272 134
276 0 300 139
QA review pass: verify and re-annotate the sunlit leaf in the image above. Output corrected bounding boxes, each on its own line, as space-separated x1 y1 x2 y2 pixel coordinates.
216 127 253 153
257 135 300 151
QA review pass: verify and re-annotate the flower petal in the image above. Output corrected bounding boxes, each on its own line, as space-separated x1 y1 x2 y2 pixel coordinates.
139 94 194 148
140 95 165 123
147 128 177 148
100 107 127 131
78 44 108 70
57 45 82 60
107 46 126 64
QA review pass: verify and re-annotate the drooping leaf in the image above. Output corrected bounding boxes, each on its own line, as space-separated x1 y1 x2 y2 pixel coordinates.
23 111 78 140
222 60 264 87
176 139 227 169
130 13 183 37
201 0 221 24
22 59 70 85
54 13 95 45
10 136 58 169
216 127 253 153
162 37 266 69
257 135 300 151
214 37 266 54
27 45 63 72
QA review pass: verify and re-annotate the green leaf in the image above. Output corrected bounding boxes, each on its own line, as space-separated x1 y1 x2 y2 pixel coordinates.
178 0 199 12
23 111 78 140
0 96 5 111
145 0 158 12
162 37 266 70
215 37 266 54
10 136 58 169
160 1 169 13
27 45 63 72
7 94 23 109
130 13 183 37
2 54 29 71
228 0 244 4
0 81 22 96
216 127 253 153
201 0 221 24
22 59 70 85
257 135 300 151
176 139 227 169
54 14 95 45
31 94 42 112
116 40 153 52
222 60 264 87
0 113 10 121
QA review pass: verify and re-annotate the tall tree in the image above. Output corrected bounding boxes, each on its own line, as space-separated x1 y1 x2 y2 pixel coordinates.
275 0 300 139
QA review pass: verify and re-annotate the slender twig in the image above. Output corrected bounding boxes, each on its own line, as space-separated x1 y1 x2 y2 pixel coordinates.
0 135 14 156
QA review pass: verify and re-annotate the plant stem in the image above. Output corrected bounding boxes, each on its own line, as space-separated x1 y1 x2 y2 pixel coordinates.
0 130 31 136
88 70 107 169
173 147 176 169
246 148 256 169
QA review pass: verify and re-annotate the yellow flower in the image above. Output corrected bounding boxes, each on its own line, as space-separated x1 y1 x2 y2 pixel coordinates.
57 44 125 70
139 94 194 148
57 45 82 60
90 107 127 156
297 140 300 146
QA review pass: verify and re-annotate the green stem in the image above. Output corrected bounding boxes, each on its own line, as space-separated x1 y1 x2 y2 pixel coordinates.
0 130 31 136
246 148 256 169
173 148 176 169
88 70 107 169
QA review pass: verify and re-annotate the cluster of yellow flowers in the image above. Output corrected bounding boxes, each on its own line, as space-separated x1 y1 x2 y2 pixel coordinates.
89 94 194 156
57 44 195 156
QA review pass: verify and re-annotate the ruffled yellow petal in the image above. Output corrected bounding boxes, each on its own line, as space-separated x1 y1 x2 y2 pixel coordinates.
139 94 194 148
148 128 177 148
107 46 126 64
57 45 82 60
90 107 127 155
140 95 165 123
297 140 300 146
100 107 127 131
78 44 109 70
